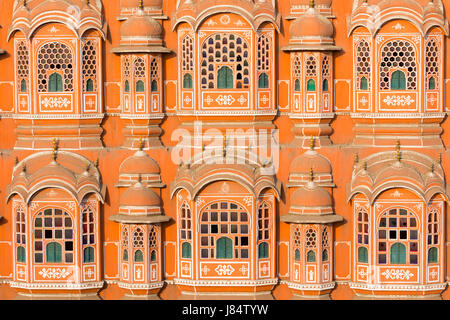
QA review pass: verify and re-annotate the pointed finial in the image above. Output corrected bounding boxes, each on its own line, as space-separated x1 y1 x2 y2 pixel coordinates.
138 0 144 10
85 163 91 172
362 161 367 171
138 174 142 183
395 140 401 162
52 138 58 161
95 158 100 168
309 168 314 182
430 162 435 173
223 135 227 157
15 157 19 166
310 0 315 8
354 153 359 164
86 0 90 5
138 137 144 151
310 136 315 151
438 153 442 164
22 163 26 173
23 0 27 7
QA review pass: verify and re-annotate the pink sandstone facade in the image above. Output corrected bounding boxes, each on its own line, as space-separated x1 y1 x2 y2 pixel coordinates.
0 0 448 300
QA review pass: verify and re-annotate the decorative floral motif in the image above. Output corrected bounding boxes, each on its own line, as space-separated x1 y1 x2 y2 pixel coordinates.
39 268 71 279
216 95 235 106
215 264 235 276
381 269 414 280
41 97 71 110
383 95 415 106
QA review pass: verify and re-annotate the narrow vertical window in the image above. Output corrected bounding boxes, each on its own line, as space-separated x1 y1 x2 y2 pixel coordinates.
136 80 145 92
216 237 233 259
83 247 94 263
182 242 192 259
21 79 27 93
134 250 144 262
258 242 269 259
258 73 269 89
48 73 63 92
307 79 316 91
183 74 193 89
46 242 62 263
217 66 233 89
390 70 406 90
360 77 368 90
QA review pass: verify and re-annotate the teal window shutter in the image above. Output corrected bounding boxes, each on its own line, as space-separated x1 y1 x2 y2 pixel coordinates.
86 79 94 92
46 242 62 263
360 77 368 90
428 247 438 263
21 79 27 93
125 80 130 93
123 249 128 262
150 250 157 262
294 249 301 262
217 237 233 259
217 66 233 89
358 247 368 263
183 73 193 89
17 246 26 263
136 80 145 92
390 243 406 264
258 242 269 259
307 79 316 91
134 250 144 262
295 79 301 92
83 247 94 263
48 73 63 92
258 73 269 89
182 242 192 259
391 70 406 90
429 77 436 90
151 80 158 92
306 250 316 262
322 249 328 262
322 79 329 91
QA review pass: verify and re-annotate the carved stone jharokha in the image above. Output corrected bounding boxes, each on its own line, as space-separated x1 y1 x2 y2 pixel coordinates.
112 0 171 149
1 0 450 301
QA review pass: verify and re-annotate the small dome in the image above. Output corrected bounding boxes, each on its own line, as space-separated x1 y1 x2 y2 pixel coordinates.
290 8 334 40
291 182 333 208
120 151 160 175
290 151 332 175
375 162 423 186
120 10 163 40
120 181 161 207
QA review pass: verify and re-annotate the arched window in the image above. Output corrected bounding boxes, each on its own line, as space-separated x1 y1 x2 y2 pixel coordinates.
37 42 73 92
294 248 301 261
200 202 249 259
151 80 158 92
183 74 193 89
17 246 26 263
295 79 301 92
380 40 416 90
322 249 328 262
217 66 233 89
123 249 128 262
125 80 130 93
390 70 406 90
428 247 438 263
15 205 26 262
358 247 368 263
307 79 316 91
21 79 27 93
83 247 94 263
377 208 418 265
134 250 144 262
33 208 73 264
122 225 129 262
307 250 316 262
46 242 62 263
136 80 145 92
258 73 269 89
357 207 369 263
48 73 63 92
356 40 371 90
322 79 329 91
428 77 436 90
216 237 233 259
182 242 192 259
181 35 194 73
86 79 94 92
390 243 406 264
201 33 250 89
82 39 98 92
258 242 269 259
360 77 368 90
150 250 157 262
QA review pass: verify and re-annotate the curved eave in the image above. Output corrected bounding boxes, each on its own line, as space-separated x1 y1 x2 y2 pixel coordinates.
7 15 107 41
171 7 281 32
347 11 449 37
280 213 344 224
111 45 172 54
281 44 342 52
109 214 171 224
